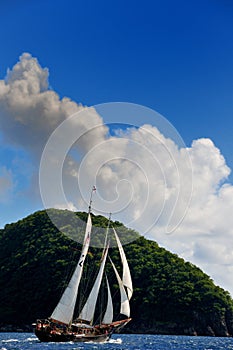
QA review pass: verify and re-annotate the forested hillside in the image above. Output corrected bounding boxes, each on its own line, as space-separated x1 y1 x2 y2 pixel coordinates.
0 209 233 336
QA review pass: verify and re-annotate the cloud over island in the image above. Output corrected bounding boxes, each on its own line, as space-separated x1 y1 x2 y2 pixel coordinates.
0 53 232 296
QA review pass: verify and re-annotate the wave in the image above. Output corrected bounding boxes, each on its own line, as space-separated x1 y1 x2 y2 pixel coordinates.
24 337 37 342
109 338 122 344
72 337 122 347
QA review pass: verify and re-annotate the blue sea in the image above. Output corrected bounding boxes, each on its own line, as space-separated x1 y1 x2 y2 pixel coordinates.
1 333 233 350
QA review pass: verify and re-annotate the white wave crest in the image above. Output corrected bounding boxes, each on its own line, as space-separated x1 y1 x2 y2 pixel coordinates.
2 339 19 343
109 337 122 344
25 337 38 342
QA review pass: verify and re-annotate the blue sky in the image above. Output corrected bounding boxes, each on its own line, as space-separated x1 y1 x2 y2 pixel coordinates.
0 0 232 163
0 0 232 220
0 0 233 293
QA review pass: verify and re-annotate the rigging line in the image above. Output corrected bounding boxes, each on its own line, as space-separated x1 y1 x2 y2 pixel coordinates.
78 244 106 317
78 250 98 313
108 263 118 295
93 274 108 326
107 256 121 301
108 254 129 320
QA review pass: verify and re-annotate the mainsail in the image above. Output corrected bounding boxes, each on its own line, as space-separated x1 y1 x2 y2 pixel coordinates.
78 244 109 323
50 212 92 325
113 227 133 300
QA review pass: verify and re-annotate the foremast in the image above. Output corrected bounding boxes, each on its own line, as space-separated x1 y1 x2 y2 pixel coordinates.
49 186 96 326
77 212 111 324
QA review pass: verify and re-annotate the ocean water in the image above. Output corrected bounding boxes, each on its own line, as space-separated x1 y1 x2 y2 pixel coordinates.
0 333 233 350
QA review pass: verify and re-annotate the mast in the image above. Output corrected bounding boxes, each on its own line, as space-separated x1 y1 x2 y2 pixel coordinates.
102 213 111 258
88 185 96 214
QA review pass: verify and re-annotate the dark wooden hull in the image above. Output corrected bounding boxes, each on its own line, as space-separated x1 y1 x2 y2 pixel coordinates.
35 318 131 343
35 328 110 342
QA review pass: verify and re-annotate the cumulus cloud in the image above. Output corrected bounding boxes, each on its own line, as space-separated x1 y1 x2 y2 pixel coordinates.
0 53 108 204
0 53 107 157
54 116 233 294
68 122 233 294
0 53 233 296
145 137 233 294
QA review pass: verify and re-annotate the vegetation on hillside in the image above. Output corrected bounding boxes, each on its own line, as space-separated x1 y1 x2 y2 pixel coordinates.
0 209 233 336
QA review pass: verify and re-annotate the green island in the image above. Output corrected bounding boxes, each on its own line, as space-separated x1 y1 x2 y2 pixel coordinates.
0 209 233 336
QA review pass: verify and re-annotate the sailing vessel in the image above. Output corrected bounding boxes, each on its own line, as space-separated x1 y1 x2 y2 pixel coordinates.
35 187 133 342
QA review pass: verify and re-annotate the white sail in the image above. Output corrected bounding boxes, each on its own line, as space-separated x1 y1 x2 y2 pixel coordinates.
50 213 92 325
113 228 133 300
78 245 109 323
102 276 113 324
110 258 130 318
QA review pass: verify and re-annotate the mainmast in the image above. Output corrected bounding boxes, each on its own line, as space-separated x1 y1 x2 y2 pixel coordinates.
88 185 96 213
102 212 111 259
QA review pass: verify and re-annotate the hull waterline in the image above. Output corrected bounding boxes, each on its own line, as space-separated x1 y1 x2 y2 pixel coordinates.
34 318 131 343
35 329 110 342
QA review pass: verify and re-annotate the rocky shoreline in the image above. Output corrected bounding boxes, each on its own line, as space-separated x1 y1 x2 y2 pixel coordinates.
125 317 233 337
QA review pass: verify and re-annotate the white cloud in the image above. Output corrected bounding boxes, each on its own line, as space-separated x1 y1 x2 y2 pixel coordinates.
54 201 78 212
0 53 107 158
70 123 233 295
0 53 107 203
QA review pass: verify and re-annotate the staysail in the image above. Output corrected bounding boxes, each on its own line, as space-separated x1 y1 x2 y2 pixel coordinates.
113 228 133 300
110 257 130 318
78 244 109 323
102 276 113 324
50 212 92 325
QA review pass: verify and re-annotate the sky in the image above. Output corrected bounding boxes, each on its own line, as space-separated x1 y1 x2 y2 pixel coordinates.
0 0 233 295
